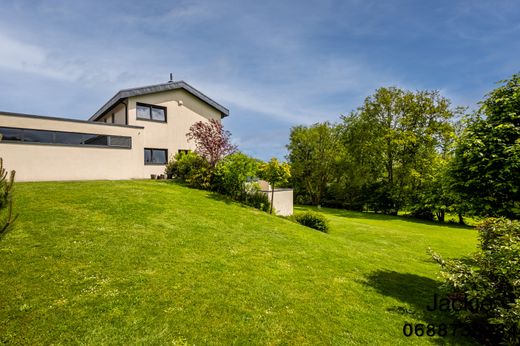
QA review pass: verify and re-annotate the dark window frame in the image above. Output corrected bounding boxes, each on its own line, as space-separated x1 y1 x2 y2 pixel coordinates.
136 102 167 123
144 148 168 165
0 126 132 149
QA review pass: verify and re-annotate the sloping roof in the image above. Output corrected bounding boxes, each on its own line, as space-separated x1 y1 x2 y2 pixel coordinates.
89 81 229 121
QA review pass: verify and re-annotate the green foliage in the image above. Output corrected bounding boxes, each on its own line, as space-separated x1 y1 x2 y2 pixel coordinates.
212 152 271 212
213 152 260 199
449 73 520 219
287 122 342 206
164 155 177 178
431 218 520 344
342 87 457 214
258 158 291 188
361 181 396 214
408 206 435 221
241 189 270 212
0 158 16 237
258 158 291 214
409 158 465 223
165 152 269 212
294 211 329 232
167 152 212 189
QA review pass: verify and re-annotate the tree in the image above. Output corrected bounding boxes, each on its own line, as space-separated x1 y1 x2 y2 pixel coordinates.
410 157 453 222
342 87 456 214
0 158 16 238
186 119 237 168
258 158 291 214
449 73 520 219
287 122 342 206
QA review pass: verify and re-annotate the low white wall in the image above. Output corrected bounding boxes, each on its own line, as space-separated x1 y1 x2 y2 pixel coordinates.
261 188 293 216
1 143 141 181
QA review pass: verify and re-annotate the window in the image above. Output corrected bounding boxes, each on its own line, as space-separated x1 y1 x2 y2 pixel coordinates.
109 136 132 147
144 148 168 165
136 103 166 122
0 127 23 141
0 127 132 148
178 149 190 155
23 129 55 143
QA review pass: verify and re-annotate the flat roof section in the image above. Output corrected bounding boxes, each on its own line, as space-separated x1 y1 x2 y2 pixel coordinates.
0 111 144 129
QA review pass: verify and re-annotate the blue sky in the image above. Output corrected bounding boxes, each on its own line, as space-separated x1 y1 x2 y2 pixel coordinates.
0 0 519 160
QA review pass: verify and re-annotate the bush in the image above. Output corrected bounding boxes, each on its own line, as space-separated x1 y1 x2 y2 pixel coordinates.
295 212 329 232
362 182 397 215
430 218 520 345
213 153 260 199
164 155 176 178
166 152 212 190
0 158 16 237
242 190 270 212
409 206 435 221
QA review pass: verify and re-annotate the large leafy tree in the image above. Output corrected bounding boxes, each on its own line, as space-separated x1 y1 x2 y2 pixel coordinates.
449 73 520 219
287 122 342 206
186 119 237 168
342 87 456 214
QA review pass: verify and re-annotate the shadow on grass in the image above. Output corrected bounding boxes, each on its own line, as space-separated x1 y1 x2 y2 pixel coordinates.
364 270 477 345
296 205 474 230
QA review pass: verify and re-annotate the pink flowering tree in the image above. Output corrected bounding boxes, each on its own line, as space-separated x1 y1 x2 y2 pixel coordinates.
186 119 237 168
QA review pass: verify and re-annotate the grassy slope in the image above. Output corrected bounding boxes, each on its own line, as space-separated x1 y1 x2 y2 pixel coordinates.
0 181 478 345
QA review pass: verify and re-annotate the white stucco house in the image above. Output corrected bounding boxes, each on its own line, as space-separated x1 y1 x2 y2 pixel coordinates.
0 80 229 181
0 79 294 216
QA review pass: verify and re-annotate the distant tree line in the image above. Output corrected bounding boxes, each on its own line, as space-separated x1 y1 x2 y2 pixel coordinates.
287 73 520 222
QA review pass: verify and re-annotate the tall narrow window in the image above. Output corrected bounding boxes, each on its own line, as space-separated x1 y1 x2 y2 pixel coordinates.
144 148 168 165
136 103 167 122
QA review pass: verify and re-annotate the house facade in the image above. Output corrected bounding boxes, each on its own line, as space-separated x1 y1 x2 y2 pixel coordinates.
0 81 229 181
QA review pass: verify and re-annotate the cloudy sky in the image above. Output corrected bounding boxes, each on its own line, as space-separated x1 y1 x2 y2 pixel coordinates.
0 0 519 160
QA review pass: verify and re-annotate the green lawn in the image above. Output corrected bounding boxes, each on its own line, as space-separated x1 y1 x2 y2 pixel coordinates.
0 181 479 345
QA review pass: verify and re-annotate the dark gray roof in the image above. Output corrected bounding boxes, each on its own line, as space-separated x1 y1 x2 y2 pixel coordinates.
89 81 229 121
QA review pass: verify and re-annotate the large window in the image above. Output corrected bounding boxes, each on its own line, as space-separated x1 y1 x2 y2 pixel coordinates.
136 103 167 122
144 148 168 165
0 127 132 148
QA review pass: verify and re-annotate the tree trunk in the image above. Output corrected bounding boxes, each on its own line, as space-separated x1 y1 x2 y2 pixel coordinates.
458 212 464 225
436 210 445 223
270 186 275 214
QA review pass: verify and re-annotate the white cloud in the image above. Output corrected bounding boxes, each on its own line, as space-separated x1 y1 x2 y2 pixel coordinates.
0 33 68 79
